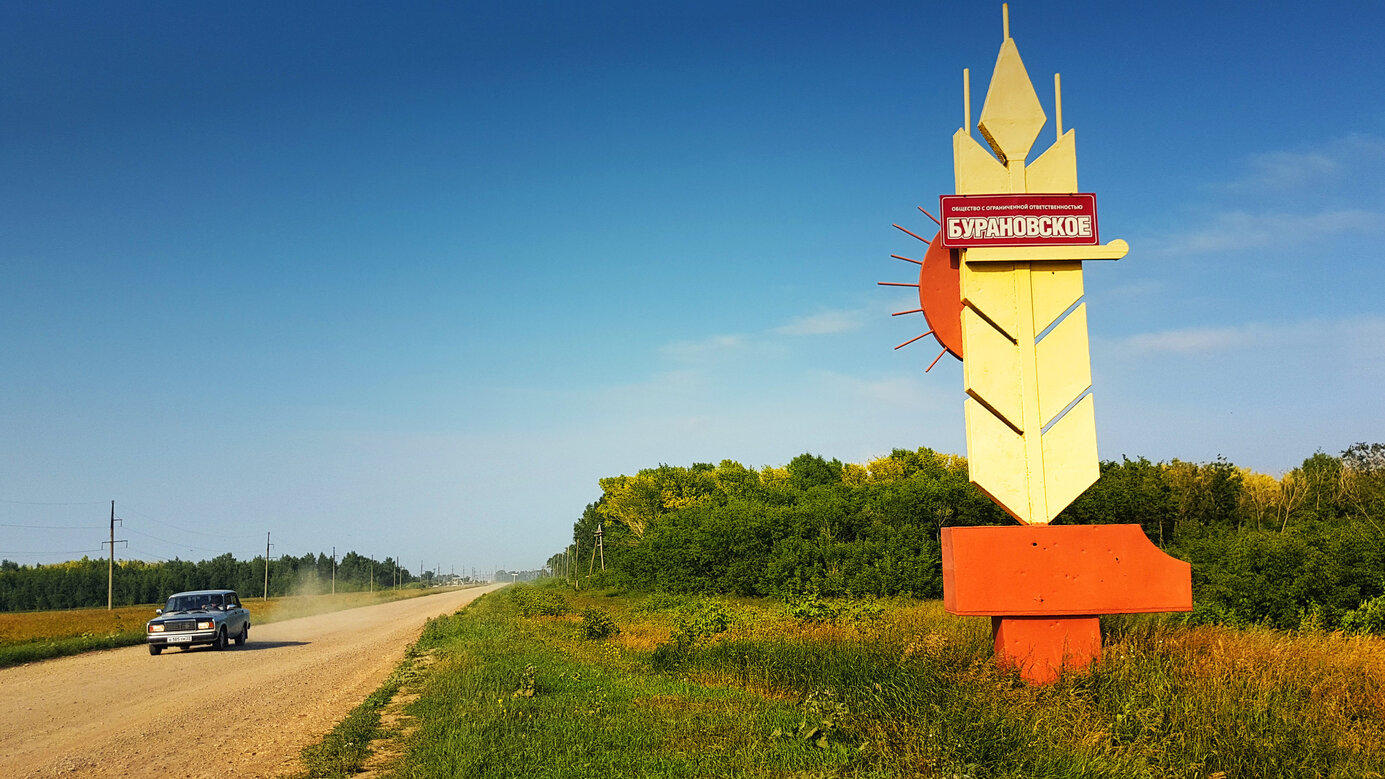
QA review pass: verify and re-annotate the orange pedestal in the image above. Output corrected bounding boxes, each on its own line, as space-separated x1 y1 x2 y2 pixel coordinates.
942 524 1191 684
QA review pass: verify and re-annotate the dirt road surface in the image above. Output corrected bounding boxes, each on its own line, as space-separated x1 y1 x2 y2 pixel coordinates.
0 584 506 778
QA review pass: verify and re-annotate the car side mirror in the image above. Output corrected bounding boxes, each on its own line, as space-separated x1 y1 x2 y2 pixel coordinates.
155 609 163 615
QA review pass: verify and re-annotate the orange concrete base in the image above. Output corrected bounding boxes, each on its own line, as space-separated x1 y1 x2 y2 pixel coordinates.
942 524 1193 685
942 524 1192 615
992 615 1101 684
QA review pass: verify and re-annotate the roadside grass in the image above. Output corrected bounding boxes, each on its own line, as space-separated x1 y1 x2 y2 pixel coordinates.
0 585 477 668
368 588 859 779
302 584 1385 779
297 649 427 778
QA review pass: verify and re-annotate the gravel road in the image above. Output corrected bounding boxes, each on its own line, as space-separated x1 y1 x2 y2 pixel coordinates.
0 584 506 778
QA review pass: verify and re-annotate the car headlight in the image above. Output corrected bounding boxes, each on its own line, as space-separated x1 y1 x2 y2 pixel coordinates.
148 624 165 633
196 620 214 630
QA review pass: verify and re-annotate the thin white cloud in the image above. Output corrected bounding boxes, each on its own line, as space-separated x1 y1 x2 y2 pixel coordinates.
1099 278 1168 305
813 371 950 409
658 334 745 363
1161 208 1381 254
773 308 864 336
1224 134 1385 192
1234 150 1340 192
657 306 870 369
1158 134 1385 254
1114 315 1385 357
1120 325 1259 354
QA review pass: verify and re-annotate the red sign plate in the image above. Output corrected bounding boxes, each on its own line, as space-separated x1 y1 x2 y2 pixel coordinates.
939 193 1099 248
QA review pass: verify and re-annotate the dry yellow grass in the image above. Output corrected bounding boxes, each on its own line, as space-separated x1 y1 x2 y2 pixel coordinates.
1113 622 1385 762
0 604 153 643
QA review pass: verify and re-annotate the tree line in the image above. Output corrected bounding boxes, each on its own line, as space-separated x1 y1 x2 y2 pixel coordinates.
550 443 1385 631
0 551 419 612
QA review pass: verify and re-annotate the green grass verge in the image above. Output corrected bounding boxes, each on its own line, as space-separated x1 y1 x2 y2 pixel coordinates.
383 589 860 779
300 585 1385 779
0 631 148 666
296 653 421 778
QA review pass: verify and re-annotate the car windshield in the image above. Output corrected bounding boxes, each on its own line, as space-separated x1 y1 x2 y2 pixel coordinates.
165 594 224 612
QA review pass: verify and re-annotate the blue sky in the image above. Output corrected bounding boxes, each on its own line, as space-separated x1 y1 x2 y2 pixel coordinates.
3 1 1383 573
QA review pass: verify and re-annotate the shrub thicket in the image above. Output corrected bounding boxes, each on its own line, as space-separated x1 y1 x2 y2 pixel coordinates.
553 444 1385 631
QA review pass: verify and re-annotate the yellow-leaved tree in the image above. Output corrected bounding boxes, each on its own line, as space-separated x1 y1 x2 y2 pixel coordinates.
596 464 715 539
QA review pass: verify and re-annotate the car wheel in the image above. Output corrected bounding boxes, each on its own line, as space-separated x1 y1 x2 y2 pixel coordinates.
149 644 162 656
235 624 248 646
212 628 226 651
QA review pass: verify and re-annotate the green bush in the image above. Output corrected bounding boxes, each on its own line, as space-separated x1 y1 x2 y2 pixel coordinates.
509 585 570 617
785 593 884 625
651 599 733 670
580 607 620 640
633 592 693 613
675 599 731 642
1342 594 1385 634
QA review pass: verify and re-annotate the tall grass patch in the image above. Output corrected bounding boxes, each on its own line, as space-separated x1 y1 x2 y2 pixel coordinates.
330 586 1385 778
384 585 862 778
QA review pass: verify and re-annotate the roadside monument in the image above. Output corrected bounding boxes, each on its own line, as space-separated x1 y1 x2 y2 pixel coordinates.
882 5 1192 684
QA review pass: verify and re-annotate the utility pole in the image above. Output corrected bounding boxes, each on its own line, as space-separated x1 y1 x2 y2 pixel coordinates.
595 522 606 572
101 501 126 610
263 532 274 600
332 546 336 595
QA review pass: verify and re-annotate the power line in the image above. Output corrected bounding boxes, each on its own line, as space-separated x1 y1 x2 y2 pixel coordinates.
0 549 104 557
124 527 234 555
119 547 171 562
0 499 106 506
0 523 104 530
118 504 262 541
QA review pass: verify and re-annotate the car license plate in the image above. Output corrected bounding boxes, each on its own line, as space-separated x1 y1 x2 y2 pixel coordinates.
166 635 192 643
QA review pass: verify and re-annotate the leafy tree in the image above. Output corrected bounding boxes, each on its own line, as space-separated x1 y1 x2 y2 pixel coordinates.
1342 442 1385 533
786 453 843 491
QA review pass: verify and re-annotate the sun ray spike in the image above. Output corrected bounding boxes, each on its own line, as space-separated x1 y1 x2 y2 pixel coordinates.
895 331 935 350
892 224 931 244
926 348 948 372
891 253 923 265
917 207 941 226
892 307 924 317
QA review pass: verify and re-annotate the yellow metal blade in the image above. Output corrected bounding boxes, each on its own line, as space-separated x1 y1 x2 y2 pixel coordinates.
1029 261 1084 334
965 396 1030 522
963 306 1024 432
1040 393 1100 522
1035 302 1092 427
978 38 1046 165
1025 129 1078 192
953 130 1010 194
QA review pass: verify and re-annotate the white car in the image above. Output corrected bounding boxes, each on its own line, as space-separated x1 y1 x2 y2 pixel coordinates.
146 589 250 655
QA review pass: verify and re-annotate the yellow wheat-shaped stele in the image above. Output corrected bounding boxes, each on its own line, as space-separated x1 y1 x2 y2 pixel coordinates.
952 30 1127 525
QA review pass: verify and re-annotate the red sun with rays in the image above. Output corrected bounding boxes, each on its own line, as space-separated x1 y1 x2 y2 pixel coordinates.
878 207 962 371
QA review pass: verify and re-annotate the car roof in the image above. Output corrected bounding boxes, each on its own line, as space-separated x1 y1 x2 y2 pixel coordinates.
167 589 237 597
